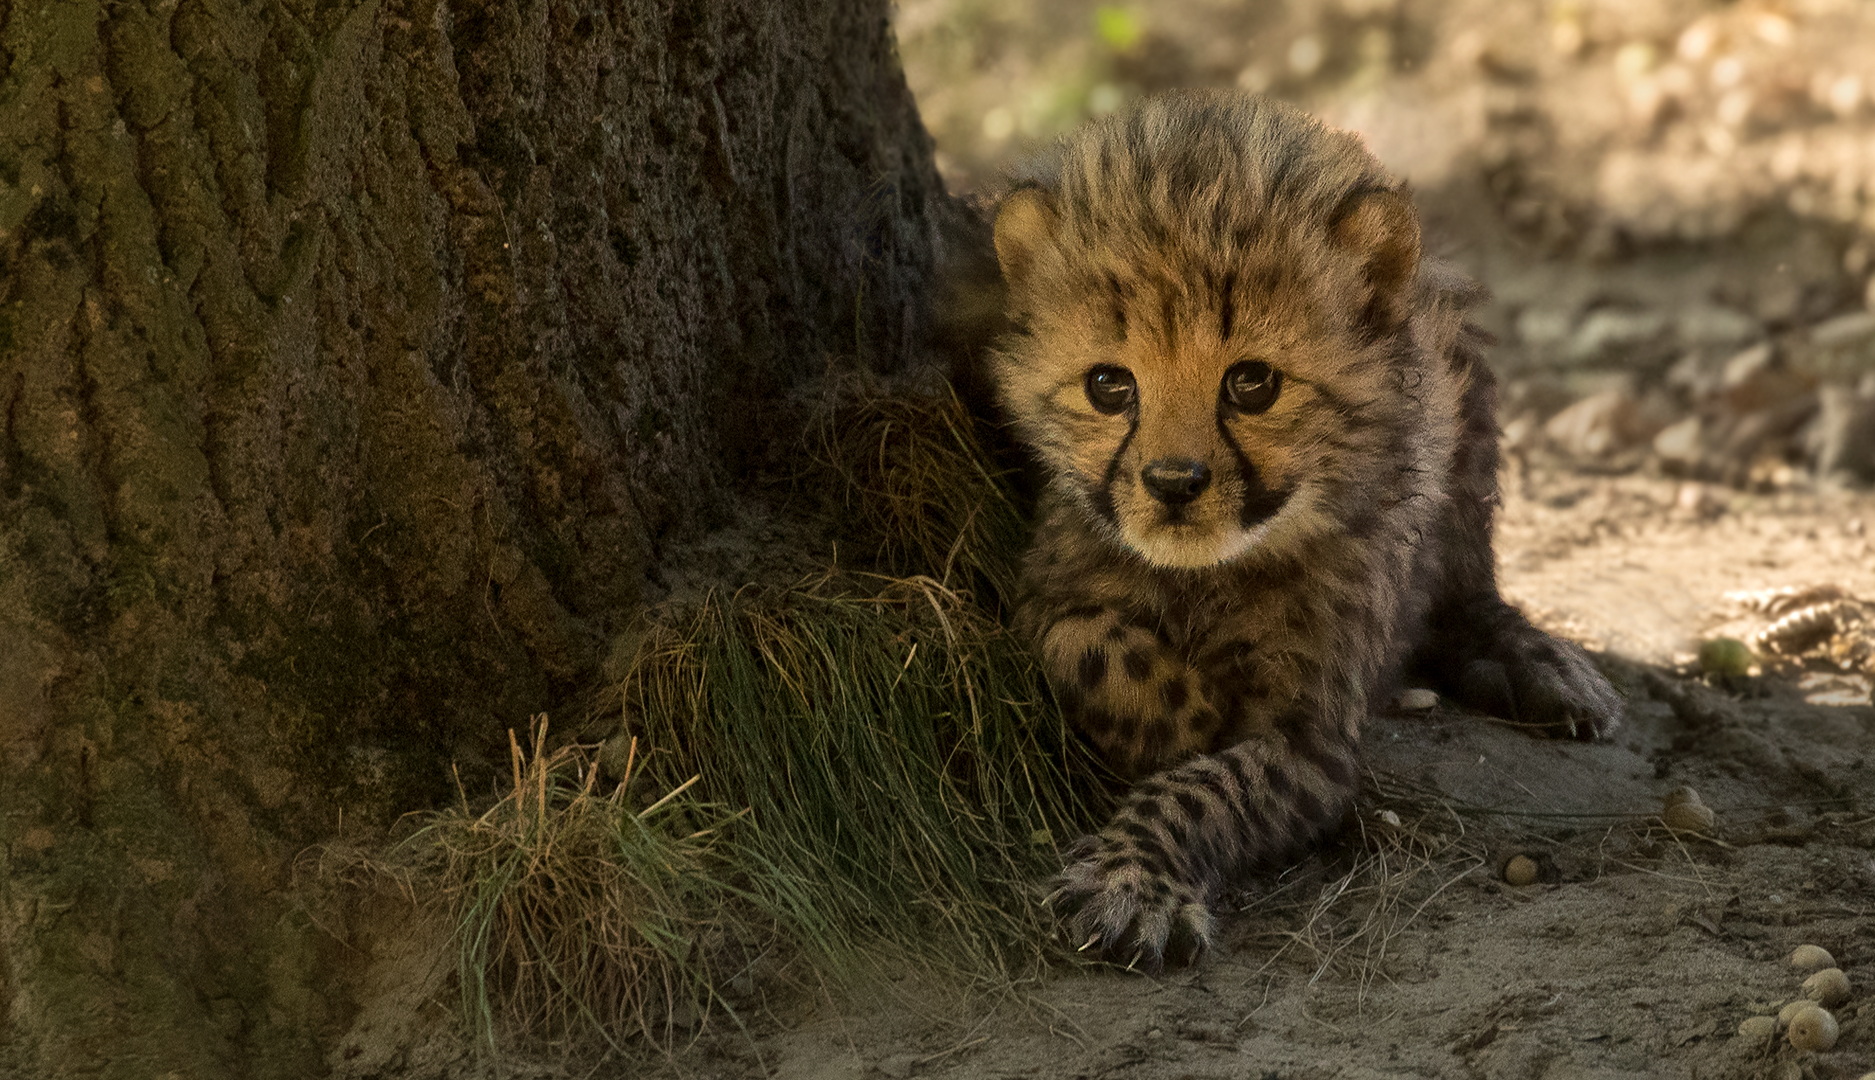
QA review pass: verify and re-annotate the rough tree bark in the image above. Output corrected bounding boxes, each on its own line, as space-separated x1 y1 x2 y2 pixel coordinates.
0 0 948 1073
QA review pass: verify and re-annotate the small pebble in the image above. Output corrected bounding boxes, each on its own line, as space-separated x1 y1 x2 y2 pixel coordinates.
1786 1004 1839 1051
1788 944 1835 973
1662 800 1717 833
1801 967 1851 1007
1672 480 1722 516
1504 855 1539 887
1779 999 1814 1028
1394 688 1439 711
1663 786 1702 808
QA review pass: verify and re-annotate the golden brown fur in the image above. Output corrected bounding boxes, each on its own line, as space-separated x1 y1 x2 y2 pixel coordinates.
990 92 1622 968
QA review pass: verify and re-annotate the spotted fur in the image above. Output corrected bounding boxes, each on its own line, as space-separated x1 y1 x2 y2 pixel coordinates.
990 92 1624 970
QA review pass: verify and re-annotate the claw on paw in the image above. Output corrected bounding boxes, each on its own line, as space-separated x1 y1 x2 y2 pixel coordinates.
1050 840 1214 971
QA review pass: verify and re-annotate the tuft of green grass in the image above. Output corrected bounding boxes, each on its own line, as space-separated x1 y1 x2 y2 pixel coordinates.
622 575 1105 986
401 717 747 1052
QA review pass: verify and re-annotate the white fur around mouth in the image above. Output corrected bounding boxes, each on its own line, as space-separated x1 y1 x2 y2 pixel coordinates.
1124 517 1271 569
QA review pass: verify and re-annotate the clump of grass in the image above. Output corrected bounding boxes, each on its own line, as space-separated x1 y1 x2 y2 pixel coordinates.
813 380 1027 609
402 717 747 1052
397 385 1099 1051
623 574 1106 986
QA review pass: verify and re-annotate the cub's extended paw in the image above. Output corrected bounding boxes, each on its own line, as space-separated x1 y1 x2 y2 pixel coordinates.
1456 628 1623 741
1046 836 1214 973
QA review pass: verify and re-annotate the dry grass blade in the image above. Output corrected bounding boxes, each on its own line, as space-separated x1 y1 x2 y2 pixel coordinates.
812 380 1027 610
401 716 745 1053
1237 799 1482 1011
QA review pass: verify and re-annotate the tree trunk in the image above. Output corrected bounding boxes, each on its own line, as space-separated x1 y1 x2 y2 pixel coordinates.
0 0 947 1072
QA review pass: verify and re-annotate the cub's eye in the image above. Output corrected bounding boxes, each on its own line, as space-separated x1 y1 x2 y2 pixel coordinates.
1222 361 1281 414
1084 365 1137 414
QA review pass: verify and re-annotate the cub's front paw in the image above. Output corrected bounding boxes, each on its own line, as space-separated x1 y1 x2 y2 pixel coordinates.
1458 629 1623 741
1047 837 1213 972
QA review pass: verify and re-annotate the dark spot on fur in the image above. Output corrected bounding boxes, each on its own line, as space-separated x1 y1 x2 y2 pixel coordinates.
1285 720 1355 789
1191 705 1223 739
1135 847 1170 877
1122 649 1153 681
1108 273 1129 339
1077 707 1117 735
1134 798 1162 819
1191 771 1246 827
1316 748 1355 790
1344 504 1382 540
1160 680 1190 710
1262 760 1296 800
1159 814 1191 854
1078 647 1109 689
1173 790 1206 822
1291 785 1328 826
1106 624 1130 641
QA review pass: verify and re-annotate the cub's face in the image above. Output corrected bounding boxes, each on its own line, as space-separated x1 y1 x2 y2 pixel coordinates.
991 186 1421 569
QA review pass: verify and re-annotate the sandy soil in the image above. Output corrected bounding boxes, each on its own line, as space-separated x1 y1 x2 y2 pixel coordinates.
654 469 1874 1080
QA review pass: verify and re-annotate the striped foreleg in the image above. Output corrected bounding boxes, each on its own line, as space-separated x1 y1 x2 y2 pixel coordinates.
1049 721 1359 970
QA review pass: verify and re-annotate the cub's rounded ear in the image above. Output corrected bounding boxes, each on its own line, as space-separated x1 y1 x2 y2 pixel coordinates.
1332 188 1421 332
992 186 1061 295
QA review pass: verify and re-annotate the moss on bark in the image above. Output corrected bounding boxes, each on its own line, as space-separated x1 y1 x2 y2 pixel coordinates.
0 0 947 1072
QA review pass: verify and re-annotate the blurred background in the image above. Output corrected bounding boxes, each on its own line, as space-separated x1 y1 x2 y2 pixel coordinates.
895 0 1875 488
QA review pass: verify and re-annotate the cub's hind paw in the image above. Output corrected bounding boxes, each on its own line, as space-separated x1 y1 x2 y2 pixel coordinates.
1457 630 1623 741
1047 840 1214 972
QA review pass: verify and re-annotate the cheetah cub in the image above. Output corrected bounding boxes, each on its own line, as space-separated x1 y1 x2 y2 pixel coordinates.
990 92 1623 969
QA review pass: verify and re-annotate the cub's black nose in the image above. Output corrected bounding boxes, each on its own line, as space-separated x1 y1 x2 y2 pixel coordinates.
1141 458 1211 505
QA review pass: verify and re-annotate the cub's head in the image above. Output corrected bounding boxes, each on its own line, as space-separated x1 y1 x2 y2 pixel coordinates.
991 92 1424 569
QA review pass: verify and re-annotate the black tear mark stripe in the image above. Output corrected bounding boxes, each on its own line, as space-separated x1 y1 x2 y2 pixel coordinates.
1093 410 1138 527
1213 410 1292 529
